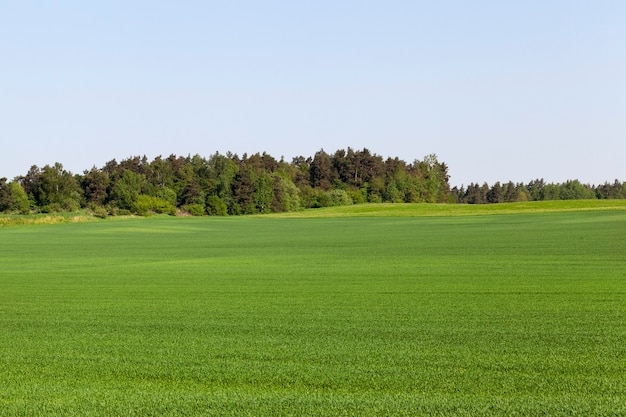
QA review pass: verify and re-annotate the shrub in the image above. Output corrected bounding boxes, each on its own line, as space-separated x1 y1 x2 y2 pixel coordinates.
327 189 353 206
132 195 176 216
348 189 366 204
89 204 108 218
206 195 227 216
184 204 205 216
368 193 382 203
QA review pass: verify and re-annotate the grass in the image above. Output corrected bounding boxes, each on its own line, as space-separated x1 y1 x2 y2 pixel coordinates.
258 199 626 218
0 204 625 415
0 211 98 227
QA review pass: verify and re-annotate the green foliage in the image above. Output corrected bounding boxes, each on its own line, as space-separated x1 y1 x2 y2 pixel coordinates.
182 203 205 216
270 174 301 212
82 166 110 205
0 179 29 213
88 203 109 218
348 188 366 204
9 182 30 214
23 163 84 210
560 179 595 200
252 171 274 214
155 186 177 206
309 188 332 208
132 195 176 216
208 152 238 207
109 169 146 209
206 195 227 216
0 178 11 212
6 149 626 216
327 188 353 206
0 211 624 415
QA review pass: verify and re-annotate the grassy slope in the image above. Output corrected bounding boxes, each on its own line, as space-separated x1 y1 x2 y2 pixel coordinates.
2 200 625 226
0 205 625 415
258 199 626 218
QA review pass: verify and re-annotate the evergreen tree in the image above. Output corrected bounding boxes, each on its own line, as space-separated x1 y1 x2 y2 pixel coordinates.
0 178 12 212
487 182 503 203
82 166 110 206
310 149 334 191
109 169 146 210
232 165 254 214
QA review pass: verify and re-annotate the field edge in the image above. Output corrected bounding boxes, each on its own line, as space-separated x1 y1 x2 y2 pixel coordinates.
255 199 626 218
2 200 626 226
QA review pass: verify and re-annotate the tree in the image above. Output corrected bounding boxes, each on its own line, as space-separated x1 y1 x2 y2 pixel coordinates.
10 182 30 214
327 189 353 206
146 155 175 190
109 169 146 210
36 163 82 211
206 195 228 216
232 165 254 214
179 180 205 207
464 183 488 204
541 183 561 200
18 165 42 206
207 152 238 211
82 166 109 206
0 180 30 214
118 155 147 174
0 178 12 212
270 174 301 212
527 179 545 201
413 154 450 203
310 149 334 191
253 171 274 214
290 156 312 190
560 180 594 200
597 180 626 199
487 182 503 203
502 181 518 202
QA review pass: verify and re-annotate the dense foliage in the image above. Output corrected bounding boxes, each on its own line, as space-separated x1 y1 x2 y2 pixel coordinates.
1 148 624 215
451 178 626 203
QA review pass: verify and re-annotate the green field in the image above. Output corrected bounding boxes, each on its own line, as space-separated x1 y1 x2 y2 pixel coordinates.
1 203 625 416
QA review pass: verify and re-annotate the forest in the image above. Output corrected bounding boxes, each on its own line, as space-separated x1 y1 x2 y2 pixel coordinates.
1 148 625 216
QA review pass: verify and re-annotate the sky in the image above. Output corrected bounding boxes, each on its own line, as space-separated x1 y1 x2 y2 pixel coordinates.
1 1 624 187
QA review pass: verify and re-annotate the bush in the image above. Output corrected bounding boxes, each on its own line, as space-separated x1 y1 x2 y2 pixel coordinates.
308 189 331 208
183 204 205 216
89 203 108 218
206 195 227 216
348 189 366 204
368 193 383 203
132 195 176 216
156 187 177 206
327 189 353 206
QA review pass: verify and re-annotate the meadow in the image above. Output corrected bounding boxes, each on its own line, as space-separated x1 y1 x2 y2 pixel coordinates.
0 202 625 416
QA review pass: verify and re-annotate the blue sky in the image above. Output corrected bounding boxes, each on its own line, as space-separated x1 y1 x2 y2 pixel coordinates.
1 1 624 186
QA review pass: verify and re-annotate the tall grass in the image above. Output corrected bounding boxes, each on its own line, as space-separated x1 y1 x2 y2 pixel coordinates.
0 212 96 227
0 209 625 415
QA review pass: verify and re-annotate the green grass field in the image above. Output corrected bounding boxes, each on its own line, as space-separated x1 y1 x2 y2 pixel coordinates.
1 202 625 416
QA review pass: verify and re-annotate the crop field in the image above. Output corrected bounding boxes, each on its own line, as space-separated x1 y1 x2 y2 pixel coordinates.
1 203 625 416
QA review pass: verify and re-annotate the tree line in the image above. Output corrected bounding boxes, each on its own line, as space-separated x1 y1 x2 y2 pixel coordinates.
451 178 626 204
0 148 624 216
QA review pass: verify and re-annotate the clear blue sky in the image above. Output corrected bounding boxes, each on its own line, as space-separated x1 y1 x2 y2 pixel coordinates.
1 1 624 186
